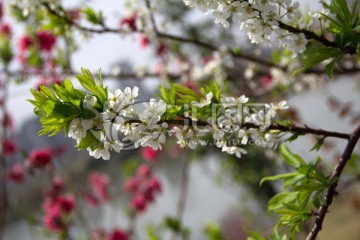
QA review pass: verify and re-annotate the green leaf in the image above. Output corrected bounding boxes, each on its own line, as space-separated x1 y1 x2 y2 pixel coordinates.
173 83 199 99
76 68 96 90
81 108 97 119
331 0 352 29
294 43 343 75
260 172 298 186
325 54 343 79
82 7 103 24
203 223 224 240
163 216 181 233
279 144 306 168
310 137 326 151
62 78 74 94
145 225 161 240
245 230 265 240
77 130 100 150
267 192 298 211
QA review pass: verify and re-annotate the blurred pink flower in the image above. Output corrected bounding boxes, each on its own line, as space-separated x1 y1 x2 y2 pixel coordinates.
120 13 137 31
2 138 17 156
7 164 24 183
136 164 151 179
141 147 160 162
88 172 111 201
27 148 52 169
43 206 63 232
108 228 128 240
37 31 56 52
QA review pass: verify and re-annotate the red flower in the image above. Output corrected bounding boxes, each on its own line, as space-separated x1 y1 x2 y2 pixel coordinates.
37 31 56 52
120 13 137 31
88 172 111 201
67 9 81 22
142 186 154 203
2 138 17 156
136 165 152 179
149 176 162 193
156 43 168 56
48 175 64 197
139 34 149 48
43 207 64 232
4 113 14 131
7 164 24 183
27 148 52 168
0 23 11 38
108 228 128 240
141 147 160 162
130 194 147 213
124 177 139 194
18 35 32 52
56 195 76 214
261 75 272 89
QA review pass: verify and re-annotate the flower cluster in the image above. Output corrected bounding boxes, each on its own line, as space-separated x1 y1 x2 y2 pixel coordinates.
43 176 76 233
85 172 111 206
183 0 307 56
124 164 162 213
31 70 289 160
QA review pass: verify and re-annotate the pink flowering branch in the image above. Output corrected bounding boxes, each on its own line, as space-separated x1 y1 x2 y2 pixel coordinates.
306 123 360 240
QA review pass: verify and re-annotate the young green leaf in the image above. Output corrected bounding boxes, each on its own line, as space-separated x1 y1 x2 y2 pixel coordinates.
279 144 306 168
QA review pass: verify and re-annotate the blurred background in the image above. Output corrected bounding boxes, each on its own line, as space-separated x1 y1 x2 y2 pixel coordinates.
1 0 360 239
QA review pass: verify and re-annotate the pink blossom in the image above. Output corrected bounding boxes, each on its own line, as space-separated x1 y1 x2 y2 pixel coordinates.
120 13 137 31
141 147 160 162
43 206 64 232
142 186 154 203
88 172 111 201
56 195 76 214
18 35 32 52
67 9 81 22
261 75 272 89
131 194 147 213
27 148 52 169
4 113 14 131
136 165 152 179
156 43 168 56
149 176 162 193
139 34 149 48
108 228 128 240
7 164 24 183
37 31 56 52
0 23 11 38
124 177 139 194
2 138 17 156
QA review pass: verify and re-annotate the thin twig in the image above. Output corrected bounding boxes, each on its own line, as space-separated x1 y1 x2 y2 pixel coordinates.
306 123 360 240
170 154 190 240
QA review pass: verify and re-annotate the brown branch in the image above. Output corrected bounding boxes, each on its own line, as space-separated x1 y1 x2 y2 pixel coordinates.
3 69 180 81
163 119 351 140
306 123 360 240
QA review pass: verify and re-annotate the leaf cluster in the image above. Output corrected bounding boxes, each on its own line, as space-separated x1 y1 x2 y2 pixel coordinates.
28 68 107 137
260 144 334 238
